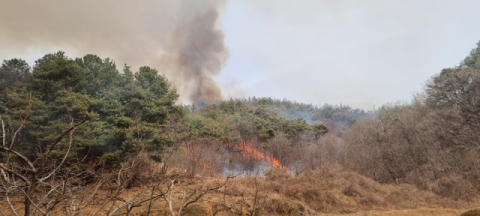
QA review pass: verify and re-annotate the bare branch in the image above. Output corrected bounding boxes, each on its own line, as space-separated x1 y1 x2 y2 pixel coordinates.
39 128 76 182
165 179 177 216
0 147 36 172
0 167 10 183
5 191 20 216
163 176 233 216
18 187 46 215
46 114 89 155
8 99 33 149
0 163 30 185
0 115 5 148
188 177 232 209
0 113 35 170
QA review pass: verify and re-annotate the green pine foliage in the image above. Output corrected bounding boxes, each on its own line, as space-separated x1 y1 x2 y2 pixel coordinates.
0 51 350 168
0 52 182 165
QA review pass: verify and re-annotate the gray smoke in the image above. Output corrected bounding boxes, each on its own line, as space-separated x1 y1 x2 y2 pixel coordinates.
161 6 227 104
0 0 227 104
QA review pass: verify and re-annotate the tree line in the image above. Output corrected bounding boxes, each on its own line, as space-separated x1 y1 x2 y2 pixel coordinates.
0 51 341 215
343 41 480 200
2 41 480 214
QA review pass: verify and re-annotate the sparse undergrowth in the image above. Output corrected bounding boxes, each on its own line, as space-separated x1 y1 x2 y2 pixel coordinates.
1 161 479 216
120 164 480 216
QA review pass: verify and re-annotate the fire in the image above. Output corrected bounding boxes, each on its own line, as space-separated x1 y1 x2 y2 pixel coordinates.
186 141 291 173
230 141 291 173
201 161 209 170
186 144 210 171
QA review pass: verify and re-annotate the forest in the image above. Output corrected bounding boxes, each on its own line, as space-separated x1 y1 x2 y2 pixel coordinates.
1 42 480 215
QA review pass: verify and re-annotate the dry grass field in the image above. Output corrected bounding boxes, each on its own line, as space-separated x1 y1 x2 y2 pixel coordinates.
1 158 478 216
68 164 478 216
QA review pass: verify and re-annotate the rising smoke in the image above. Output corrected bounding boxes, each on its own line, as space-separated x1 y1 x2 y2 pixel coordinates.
0 0 227 104
161 6 227 104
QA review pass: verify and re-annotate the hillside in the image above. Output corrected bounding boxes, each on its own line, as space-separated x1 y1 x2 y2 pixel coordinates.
2 42 480 215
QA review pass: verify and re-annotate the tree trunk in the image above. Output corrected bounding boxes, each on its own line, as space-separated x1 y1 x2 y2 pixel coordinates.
24 174 37 216
24 198 31 216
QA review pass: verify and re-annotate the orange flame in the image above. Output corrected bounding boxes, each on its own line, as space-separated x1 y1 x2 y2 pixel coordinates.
186 142 291 173
186 144 210 171
201 161 209 170
229 142 291 173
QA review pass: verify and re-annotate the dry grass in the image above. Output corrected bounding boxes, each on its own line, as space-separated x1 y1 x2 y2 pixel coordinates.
257 164 472 214
133 163 476 216
461 208 480 216
320 208 467 216
2 163 479 215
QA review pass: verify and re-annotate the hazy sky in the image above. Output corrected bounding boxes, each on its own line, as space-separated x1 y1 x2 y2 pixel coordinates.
2 1 480 109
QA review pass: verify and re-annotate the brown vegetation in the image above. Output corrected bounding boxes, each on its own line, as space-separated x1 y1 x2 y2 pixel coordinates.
3 39 480 215
3 156 478 216
461 208 480 216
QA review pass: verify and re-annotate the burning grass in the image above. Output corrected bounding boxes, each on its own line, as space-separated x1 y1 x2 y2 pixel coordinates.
234 142 290 172
178 140 291 177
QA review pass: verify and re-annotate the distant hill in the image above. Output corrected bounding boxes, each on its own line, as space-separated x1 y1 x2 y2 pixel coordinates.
234 97 369 127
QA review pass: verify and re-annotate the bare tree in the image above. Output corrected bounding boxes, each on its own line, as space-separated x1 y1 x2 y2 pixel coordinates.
241 175 265 216
102 158 170 216
0 108 90 216
162 175 231 216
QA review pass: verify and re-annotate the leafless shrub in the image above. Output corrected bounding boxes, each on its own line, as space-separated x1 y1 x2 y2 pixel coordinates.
161 175 231 216
461 208 480 216
0 109 91 216
342 86 480 200
167 140 224 177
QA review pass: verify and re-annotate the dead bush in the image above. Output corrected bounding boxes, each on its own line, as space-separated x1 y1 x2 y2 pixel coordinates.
264 168 291 181
432 175 475 201
263 197 312 215
462 209 480 216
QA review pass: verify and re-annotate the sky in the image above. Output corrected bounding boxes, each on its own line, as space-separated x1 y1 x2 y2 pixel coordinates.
1 1 480 109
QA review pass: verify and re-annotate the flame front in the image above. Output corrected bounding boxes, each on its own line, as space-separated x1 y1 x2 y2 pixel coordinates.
186 141 291 173
234 142 291 173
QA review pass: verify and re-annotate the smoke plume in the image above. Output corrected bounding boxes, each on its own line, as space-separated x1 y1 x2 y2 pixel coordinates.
0 0 227 104
161 6 227 104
